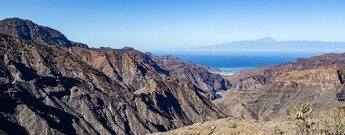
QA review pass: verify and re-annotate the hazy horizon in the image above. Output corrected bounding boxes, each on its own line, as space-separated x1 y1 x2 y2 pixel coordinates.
1 0 344 52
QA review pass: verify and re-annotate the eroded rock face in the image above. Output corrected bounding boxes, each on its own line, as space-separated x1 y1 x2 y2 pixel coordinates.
70 47 170 91
0 18 228 135
69 47 231 100
216 54 345 120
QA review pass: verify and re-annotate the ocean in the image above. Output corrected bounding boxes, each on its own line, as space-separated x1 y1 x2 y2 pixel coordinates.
153 52 324 74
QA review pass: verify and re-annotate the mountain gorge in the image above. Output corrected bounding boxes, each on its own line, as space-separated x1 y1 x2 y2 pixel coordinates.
0 18 230 135
1 17 344 135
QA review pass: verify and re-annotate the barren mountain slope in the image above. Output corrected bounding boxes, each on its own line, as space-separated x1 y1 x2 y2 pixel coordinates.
0 18 229 135
216 53 345 120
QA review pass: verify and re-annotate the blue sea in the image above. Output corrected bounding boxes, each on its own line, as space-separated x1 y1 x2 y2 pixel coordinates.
153 52 324 73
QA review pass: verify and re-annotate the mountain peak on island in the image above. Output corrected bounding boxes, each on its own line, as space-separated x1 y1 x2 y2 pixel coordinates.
0 17 73 48
254 37 276 42
187 37 345 53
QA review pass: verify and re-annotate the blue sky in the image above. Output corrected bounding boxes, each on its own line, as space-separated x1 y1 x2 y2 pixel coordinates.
0 0 344 51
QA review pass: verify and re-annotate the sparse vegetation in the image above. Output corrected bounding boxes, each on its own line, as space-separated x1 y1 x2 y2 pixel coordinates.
152 106 345 135
289 102 345 135
289 101 313 134
290 101 313 120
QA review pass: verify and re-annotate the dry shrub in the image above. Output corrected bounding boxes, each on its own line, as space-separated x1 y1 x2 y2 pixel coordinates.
289 103 345 135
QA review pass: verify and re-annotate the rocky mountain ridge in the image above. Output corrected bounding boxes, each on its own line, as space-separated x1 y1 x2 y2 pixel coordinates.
0 18 229 135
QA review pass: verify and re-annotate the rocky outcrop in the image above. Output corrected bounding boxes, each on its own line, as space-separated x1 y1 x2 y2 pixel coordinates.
0 18 228 135
0 17 72 47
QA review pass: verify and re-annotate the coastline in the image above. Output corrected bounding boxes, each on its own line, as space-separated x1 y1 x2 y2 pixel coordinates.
209 67 256 76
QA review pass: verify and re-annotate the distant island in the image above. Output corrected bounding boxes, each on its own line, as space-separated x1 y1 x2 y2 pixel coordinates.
184 37 345 53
